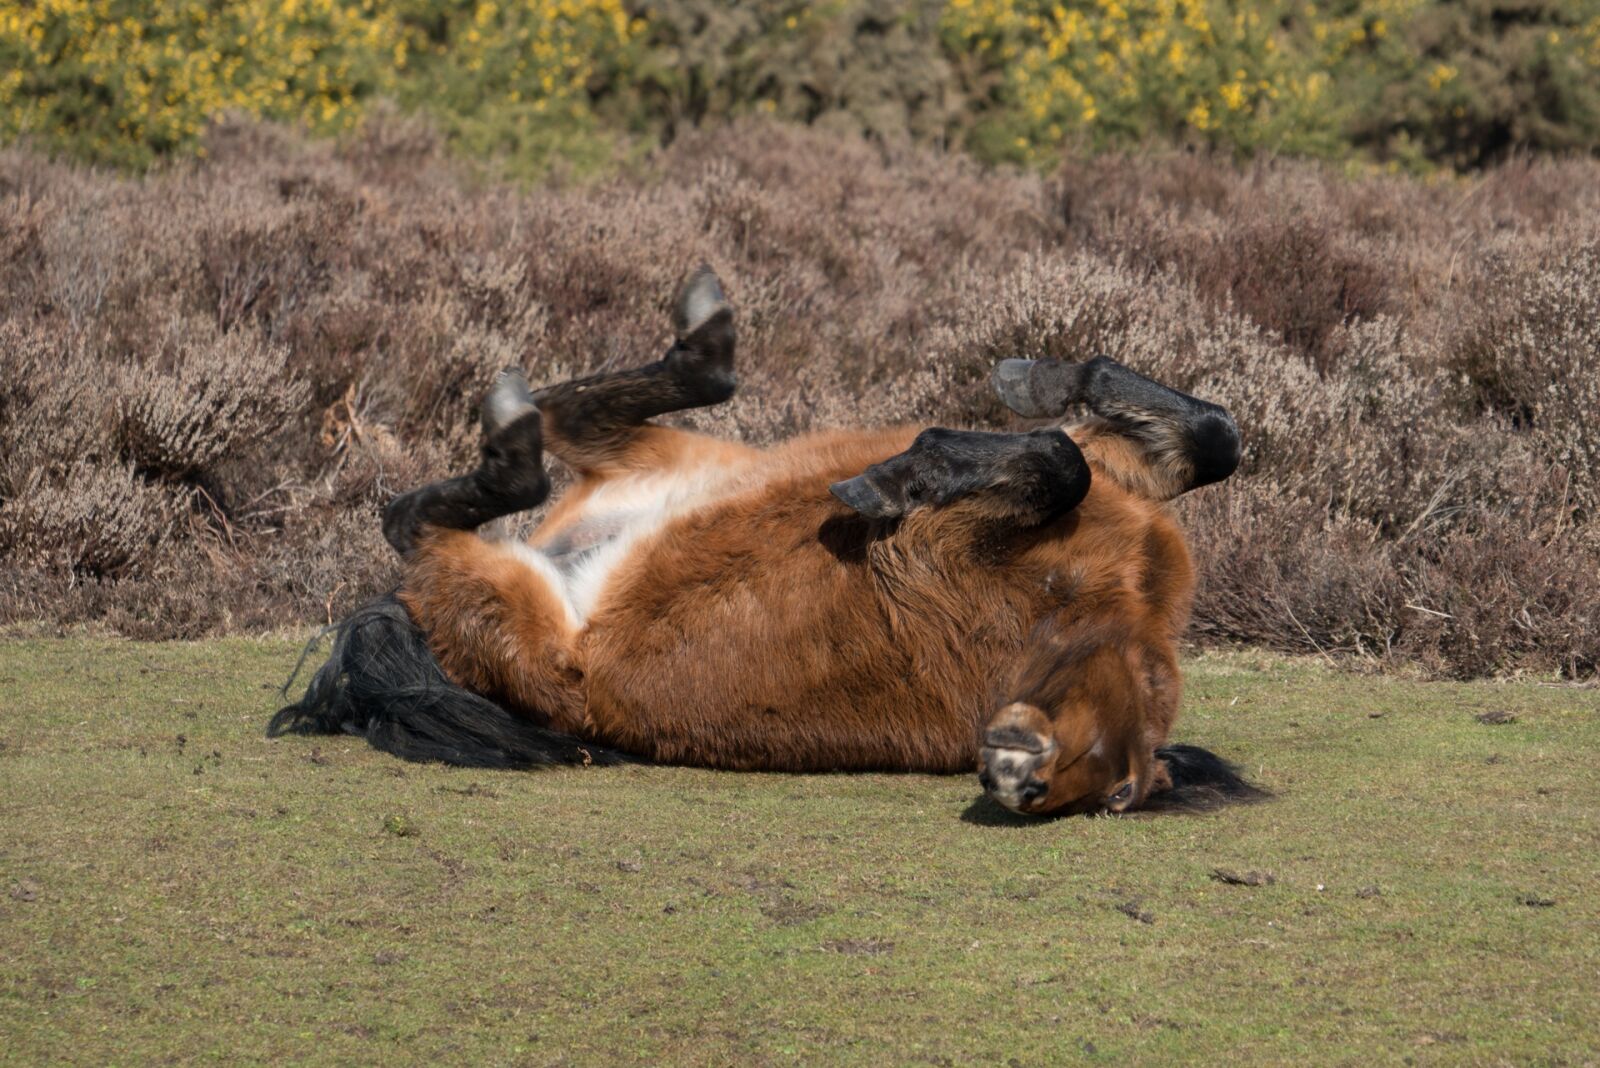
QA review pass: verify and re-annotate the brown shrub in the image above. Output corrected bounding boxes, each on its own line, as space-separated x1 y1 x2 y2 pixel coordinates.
117 326 309 482
1450 234 1600 517
1184 484 1406 661
1399 506 1600 679
0 322 117 493
0 461 182 579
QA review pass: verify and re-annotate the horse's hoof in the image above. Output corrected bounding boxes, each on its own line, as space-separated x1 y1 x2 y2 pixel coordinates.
481 367 537 436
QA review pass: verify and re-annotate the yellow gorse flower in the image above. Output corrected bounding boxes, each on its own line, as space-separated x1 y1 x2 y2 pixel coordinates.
0 0 636 167
932 0 1585 163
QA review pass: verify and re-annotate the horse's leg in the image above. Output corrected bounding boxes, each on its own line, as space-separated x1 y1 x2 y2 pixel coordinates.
398 527 586 733
270 361 610 764
992 356 1240 501
533 265 737 477
390 263 739 559
382 368 550 556
378 373 587 730
829 426 1092 528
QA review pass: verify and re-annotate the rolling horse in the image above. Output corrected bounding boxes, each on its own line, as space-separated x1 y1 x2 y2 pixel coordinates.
271 266 1262 816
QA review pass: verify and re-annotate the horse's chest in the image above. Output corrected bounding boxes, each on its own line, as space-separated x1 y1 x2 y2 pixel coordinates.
512 469 736 627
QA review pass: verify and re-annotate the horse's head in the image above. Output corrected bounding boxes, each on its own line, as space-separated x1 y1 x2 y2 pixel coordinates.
976 617 1160 817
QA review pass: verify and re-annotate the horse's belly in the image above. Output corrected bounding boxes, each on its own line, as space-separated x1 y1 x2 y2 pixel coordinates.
505 466 744 629
573 491 1016 771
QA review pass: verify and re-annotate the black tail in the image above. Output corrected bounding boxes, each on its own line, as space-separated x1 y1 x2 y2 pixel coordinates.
267 594 634 768
1149 744 1269 811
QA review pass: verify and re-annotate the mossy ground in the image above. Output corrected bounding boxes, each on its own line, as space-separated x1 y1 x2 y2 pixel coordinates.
1 638 1595 1065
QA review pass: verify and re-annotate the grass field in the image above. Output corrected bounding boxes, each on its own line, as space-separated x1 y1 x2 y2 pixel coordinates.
1 638 1596 1065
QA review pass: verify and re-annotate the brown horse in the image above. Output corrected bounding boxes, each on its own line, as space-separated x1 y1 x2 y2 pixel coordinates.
272 267 1260 816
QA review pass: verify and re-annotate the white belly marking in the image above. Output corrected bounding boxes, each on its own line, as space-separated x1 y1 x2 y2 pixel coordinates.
503 468 734 629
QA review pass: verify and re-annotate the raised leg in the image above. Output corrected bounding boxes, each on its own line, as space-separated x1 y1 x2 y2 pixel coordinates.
533 265 736 475
382 368 549 556
828 427 1091 528
385 264 744 556
992 356 1240 501
374 368 586 730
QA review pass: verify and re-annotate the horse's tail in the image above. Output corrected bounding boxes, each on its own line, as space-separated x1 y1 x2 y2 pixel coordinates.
267 593 632 768
1151 743 1269 810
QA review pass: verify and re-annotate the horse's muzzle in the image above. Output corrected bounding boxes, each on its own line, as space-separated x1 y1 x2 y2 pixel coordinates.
978 723 1057 813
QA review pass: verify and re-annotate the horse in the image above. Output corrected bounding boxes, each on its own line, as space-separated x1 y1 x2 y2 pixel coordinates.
271 266 1262 816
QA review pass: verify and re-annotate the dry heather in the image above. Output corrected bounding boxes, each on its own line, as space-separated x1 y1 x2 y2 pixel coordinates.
0 116 1596 677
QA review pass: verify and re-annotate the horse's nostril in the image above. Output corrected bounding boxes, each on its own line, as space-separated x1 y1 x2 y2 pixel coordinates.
978 769 995 792
1020 780 1047 803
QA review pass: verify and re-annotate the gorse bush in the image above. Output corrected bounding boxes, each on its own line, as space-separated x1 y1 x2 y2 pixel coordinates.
2 0 1597 171
944 0 1600 165
0 0 638 171
1345 0 1600 169
392 0 642 177
0 0 408 168
629 0 958 146
942 0 1352 161
0 116 1597 674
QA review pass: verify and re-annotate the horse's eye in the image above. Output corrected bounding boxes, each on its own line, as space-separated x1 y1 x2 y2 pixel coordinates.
1108 782 1133 803
905 481 925 501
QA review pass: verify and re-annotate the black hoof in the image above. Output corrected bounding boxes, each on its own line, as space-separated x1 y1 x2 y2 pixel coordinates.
992 358 1082 419
673 264 731 339
666 265 736 400
830 475 903 520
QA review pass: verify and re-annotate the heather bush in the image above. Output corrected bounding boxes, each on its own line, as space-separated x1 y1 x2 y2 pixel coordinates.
1401 509 1600 678
1451 234 1600 517
1 116 1597 681
1183 483 1407 661
118 328 309 481
0 461 183 579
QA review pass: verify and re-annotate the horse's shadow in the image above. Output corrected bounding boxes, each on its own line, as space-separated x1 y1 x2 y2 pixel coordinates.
958 794 1071 827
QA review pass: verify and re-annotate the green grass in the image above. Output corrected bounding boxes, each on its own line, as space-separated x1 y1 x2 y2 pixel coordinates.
1 639 1596 1065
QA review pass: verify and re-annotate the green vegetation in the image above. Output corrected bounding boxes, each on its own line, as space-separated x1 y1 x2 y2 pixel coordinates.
0 0 639 172
3 0 1598 174
2 638 1596 1063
